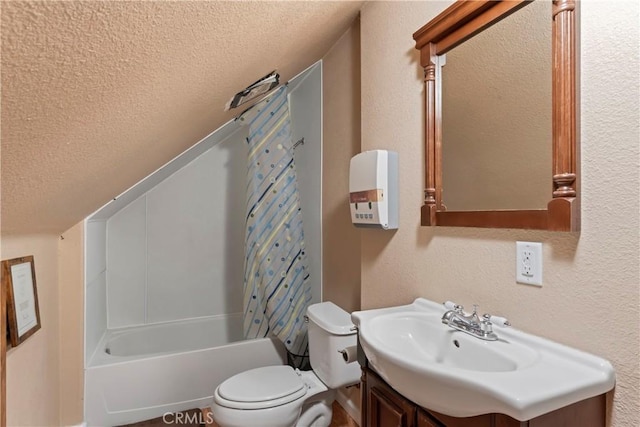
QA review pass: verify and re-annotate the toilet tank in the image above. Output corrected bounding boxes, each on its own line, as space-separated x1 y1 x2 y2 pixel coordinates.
306 302 360 389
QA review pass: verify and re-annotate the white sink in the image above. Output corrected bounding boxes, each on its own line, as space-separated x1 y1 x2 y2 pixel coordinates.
352 298 615 421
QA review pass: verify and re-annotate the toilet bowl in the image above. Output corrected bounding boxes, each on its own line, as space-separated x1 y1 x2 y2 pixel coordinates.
211 302 360 427
211 366 335 427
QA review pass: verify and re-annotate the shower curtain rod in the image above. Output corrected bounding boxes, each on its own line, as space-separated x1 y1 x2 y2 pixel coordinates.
234 82 289 123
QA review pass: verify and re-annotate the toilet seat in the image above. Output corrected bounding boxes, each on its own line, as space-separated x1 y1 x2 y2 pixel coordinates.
214 366 308 410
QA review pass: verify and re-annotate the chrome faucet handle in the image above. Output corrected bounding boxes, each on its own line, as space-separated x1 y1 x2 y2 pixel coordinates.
443 301 463 312
480 315 494 334
468 304 481 324
482 313 492 325
483 313 511 327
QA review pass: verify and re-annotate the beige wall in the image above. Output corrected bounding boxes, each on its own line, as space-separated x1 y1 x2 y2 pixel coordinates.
321 19 363 417
322 19 362 314
360 1 639 426
58 223 84 425
1 224 84 426
1 234 60 426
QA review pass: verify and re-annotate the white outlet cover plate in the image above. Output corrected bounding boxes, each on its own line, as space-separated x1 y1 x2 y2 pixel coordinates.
516 241 543 286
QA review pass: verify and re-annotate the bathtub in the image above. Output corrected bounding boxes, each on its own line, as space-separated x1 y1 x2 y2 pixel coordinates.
85 313 287 426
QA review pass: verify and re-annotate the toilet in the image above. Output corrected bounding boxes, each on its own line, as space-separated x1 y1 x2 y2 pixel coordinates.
211 302 360 427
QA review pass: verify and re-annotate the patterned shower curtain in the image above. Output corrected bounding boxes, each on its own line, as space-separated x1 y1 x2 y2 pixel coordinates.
239 86 312 358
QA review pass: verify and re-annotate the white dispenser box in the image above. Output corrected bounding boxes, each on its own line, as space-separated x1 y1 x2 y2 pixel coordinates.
349 150 398 229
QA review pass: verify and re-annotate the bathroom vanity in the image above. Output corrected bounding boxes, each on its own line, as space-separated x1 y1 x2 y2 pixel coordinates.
352 298 615 427
361 367 606 427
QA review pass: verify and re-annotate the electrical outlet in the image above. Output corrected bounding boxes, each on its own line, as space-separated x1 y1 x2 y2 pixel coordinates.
516 241 542 286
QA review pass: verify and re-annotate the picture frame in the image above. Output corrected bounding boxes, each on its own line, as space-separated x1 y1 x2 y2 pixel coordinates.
2 256 41 347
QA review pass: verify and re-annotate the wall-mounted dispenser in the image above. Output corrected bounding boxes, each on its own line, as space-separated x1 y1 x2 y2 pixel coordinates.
349 150 398 229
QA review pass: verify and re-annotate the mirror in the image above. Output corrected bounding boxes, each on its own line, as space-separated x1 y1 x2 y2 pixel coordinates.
413 0 580 231
442 0 551 211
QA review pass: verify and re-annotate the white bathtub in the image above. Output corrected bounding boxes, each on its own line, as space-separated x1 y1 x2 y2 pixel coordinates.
85 313 287 426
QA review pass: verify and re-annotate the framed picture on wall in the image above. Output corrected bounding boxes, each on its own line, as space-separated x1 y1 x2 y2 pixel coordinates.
2 256 41 347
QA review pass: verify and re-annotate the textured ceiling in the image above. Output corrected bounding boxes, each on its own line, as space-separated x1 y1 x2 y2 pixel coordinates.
0 0 363 234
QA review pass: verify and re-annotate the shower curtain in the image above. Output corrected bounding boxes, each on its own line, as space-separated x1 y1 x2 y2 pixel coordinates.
240 86 312 360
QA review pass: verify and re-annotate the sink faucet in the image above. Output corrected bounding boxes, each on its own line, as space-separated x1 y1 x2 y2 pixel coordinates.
441 302 510 341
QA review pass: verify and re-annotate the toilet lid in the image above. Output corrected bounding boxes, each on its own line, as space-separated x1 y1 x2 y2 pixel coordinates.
218 365 305 404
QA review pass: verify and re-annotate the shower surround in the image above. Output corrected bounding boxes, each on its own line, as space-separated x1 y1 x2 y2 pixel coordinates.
83 63 322 425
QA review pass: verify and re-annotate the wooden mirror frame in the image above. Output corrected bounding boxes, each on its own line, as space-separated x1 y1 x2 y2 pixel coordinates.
413 0 579 231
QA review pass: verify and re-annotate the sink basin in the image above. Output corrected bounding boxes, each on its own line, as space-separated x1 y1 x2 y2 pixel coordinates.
352 298 615 421
369 312 539 372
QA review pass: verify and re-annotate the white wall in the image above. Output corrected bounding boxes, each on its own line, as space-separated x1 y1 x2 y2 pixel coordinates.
107 198 147 326
289 63 323 305
85 63 324 334
106 132 247 327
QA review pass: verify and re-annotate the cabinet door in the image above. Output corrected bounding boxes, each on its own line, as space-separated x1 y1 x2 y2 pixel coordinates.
364 368 416 427
369 386 415 427
419 408 497 427
418 409 445 427
426 409 493 427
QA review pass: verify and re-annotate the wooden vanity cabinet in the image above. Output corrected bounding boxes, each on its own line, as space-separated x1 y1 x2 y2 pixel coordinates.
367 380 416 427
362 367 606 427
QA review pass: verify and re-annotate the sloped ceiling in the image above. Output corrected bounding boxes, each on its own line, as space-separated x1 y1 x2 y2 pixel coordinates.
0 0 363 235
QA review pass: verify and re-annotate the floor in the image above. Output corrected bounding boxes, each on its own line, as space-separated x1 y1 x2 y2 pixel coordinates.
119 401 358 427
